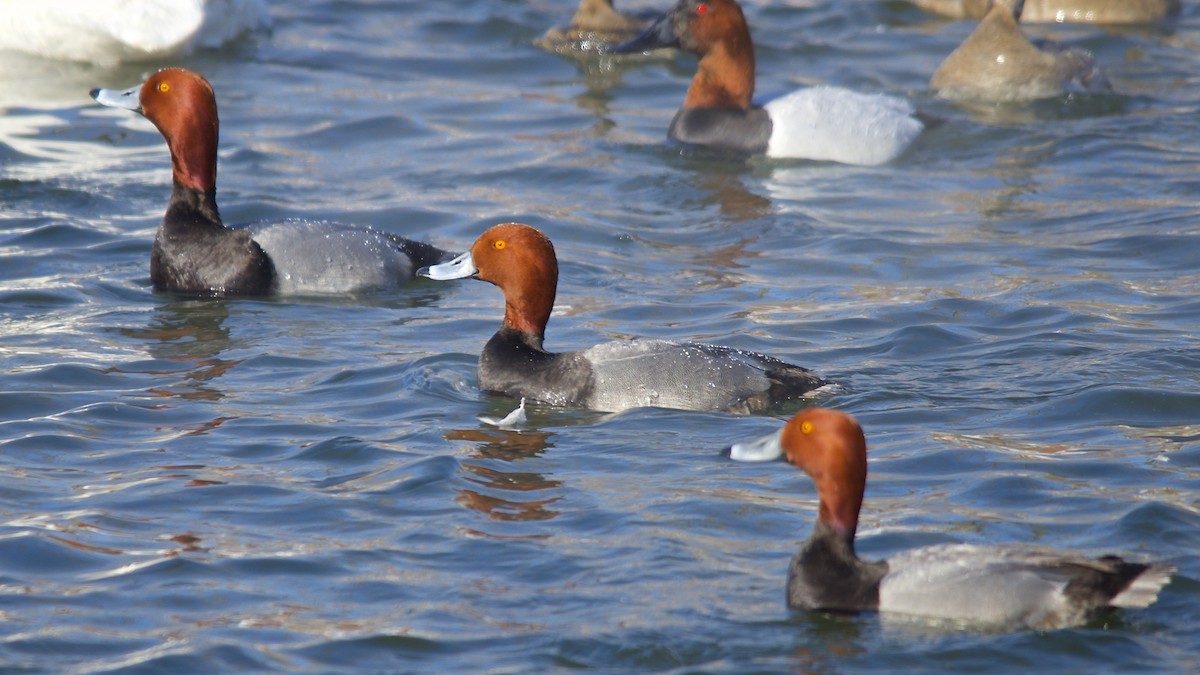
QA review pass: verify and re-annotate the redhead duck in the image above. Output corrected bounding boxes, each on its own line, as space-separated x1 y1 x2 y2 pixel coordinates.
0 0 268 64
537 0 653 54
931 0 1111 101
910 0 1180 24
91 68 447 297
610 0 926 166
728 408 1175 629
418 223 831 414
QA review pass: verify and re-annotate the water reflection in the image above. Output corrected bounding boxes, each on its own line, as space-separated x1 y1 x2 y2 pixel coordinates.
654 171 770 295
133 300 235 358
940 94 1128 126
699 170 775 223
446 426 555 462
561 44 678 126
116 300 240 402
169 533 205 553
446 426 562 522
572 59 625 111
457 484 562 523
789 612 869 671
0 101 155 186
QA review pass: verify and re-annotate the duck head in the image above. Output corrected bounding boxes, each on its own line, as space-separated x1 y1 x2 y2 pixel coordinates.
729 408 868 537
420 223 559 337
612 0 750 53
611 0 755 109
91 68 218 195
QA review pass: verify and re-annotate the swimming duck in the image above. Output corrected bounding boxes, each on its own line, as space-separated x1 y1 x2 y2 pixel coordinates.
418 223 831 414
0 0 269 64
727 408 1175 629
91 68 447 297
909 0 1180 24
537 0 653 54
610 0 926 166
930 0 1111 101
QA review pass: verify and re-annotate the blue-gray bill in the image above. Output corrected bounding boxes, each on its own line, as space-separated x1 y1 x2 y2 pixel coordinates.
418 250 477 280
90 84 142 112
607 10 678 54
725 428 785 462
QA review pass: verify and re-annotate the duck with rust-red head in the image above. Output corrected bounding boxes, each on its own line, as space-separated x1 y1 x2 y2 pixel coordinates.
92 68 448 297
611 0 929 166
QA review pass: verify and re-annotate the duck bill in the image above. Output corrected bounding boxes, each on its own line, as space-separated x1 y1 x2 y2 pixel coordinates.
418 250 478 280
726 428 785 462
90 84 143 112
608 11 679 54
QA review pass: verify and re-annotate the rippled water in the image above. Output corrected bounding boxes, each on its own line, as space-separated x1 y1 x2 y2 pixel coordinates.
2 0 1199 671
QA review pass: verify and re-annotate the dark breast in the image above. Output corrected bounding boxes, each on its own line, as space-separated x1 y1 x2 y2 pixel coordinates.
152 184 277 296
668 106 773 155
477 328 595 407
151 226 275 296
787 522 887 612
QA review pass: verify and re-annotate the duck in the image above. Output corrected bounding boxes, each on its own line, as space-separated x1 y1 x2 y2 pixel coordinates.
609 0 927 166
91 68 448 297
909 0 1180 24
0 0 269 64
418 222 832 414
536 0 653 54
727 408 1175 630
930 0 1111 101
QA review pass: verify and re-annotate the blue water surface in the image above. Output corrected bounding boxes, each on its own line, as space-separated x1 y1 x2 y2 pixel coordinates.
1 1 1198 672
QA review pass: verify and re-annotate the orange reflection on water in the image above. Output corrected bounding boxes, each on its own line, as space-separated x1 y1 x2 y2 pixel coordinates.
445 427 554 461
446 427 563 522
455 488 561 522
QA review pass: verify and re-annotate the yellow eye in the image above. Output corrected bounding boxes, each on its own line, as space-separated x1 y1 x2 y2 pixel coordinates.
800 420 814 434
493 240 506 250
158 82 171 93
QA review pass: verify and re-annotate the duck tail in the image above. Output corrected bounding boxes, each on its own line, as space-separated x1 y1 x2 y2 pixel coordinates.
391 235 454 270
1110 562 1175 608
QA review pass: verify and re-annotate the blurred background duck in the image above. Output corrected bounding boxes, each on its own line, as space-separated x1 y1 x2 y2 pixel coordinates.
612 0 927 165
910 0 1180 24
536 0 656 55
930 0 1111 101
0 0 269 64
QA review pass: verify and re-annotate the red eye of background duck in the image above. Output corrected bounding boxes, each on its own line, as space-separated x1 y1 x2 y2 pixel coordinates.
696 3 708 15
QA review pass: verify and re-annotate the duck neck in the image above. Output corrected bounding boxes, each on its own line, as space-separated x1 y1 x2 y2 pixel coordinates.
164 181 224 234
684 40 756 110
503 304 547 338
495 324 546 353
818 491 861 541
500 273 555 339
810 518 859 560
806 425 867 539
162 111 218 198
